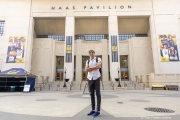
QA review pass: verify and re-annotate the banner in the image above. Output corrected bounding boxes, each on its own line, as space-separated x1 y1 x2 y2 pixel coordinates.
159 34 179 62
66 36 72 62
6 36 26 63
111 36 118 62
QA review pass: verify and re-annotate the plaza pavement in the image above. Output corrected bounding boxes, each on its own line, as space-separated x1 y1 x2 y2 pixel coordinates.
0 90 180 120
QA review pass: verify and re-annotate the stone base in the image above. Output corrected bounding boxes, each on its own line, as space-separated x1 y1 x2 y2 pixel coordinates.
114 87 126 90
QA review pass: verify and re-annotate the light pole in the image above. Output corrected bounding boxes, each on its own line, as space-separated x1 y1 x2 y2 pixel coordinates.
63 67 67 87
117 67 121 87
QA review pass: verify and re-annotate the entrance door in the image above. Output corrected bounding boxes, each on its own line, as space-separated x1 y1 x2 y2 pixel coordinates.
82 56 89 81
120 55 128 81
56 56 64 81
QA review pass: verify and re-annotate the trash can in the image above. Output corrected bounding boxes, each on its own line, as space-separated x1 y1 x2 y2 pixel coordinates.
10 86 16 92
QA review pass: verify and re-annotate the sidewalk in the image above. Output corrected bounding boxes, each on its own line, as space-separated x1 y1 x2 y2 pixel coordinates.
0 90 180 120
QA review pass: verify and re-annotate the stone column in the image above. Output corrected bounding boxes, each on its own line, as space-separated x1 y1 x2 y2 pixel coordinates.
64 17 75 81
102 39 109 81
75 40 82 81
108 16 120 81
25 17 34 72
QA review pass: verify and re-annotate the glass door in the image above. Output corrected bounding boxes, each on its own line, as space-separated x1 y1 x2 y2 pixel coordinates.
120 55 128 81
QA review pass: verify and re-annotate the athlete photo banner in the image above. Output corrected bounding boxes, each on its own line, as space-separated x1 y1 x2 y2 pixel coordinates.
6 36 26 63
158 34 179 62
111 35 118 62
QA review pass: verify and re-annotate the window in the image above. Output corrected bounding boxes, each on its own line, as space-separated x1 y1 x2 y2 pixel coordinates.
75 34 109 41
119 34 147 40
36 35 65 41
0 21 5 36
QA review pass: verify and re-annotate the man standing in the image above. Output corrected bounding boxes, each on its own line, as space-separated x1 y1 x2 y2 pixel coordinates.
86 50 101 117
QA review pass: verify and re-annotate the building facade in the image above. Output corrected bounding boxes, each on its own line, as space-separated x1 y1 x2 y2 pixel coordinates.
0 0 180 87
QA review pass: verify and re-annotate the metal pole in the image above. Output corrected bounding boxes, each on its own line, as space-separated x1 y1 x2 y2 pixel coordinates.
63 71 67 87
118 70 121 87
134 84 136 90
143 84 145 90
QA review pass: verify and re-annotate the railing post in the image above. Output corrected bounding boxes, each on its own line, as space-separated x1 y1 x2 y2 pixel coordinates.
143 84 145 90
135 76 137 82
57 84 60 91
134 84 136 90
49 84 50 90
40 85 42 91
132 81 133 87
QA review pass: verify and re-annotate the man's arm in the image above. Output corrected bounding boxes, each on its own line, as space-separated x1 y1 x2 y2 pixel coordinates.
89 60 101 71
85 64 91 72
85 61 93 72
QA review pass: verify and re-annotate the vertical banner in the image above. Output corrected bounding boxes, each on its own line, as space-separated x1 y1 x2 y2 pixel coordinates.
111 35 118 62
159 34 179 62
66 36 72 62
6 36 26 63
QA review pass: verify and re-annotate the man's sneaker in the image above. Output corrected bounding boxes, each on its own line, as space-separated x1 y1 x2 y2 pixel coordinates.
93 111 100 117
87 110 95 116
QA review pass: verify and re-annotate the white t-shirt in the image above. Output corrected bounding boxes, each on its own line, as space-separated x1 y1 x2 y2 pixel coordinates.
86 57 101 80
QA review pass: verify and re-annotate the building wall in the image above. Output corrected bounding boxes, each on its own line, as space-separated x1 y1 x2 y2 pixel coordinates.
0 0 32 71
31 38 55 81
74 39 109 81
129 37 154 80
75 18 108 34
0 0 180 82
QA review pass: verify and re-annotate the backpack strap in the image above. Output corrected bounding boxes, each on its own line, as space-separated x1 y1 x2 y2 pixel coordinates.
96 57 98 63
87 59 90 67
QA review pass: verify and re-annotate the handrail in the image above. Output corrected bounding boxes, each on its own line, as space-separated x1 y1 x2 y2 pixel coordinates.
83 82 89 94
80 80 83 90
48 78 55 90
110 76 114 90
101 80 104 90
70 76 74 90
135 76 141 83
135 76 145 90
129 78 134 87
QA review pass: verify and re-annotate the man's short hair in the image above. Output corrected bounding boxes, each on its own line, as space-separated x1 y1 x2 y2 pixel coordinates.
89 50 95 54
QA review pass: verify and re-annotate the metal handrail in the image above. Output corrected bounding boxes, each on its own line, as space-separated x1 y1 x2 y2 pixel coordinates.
70 77 74 90
83 82 89 94
135 76 142 83
110 76 114 90
135 76 145 90
80 81 83 90
101 80 104 90
47 78 55 90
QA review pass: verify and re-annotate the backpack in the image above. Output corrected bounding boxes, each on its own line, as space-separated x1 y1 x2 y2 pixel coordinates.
87 57 101 74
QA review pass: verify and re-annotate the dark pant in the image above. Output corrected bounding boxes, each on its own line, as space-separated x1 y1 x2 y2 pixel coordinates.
88 78 101 111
